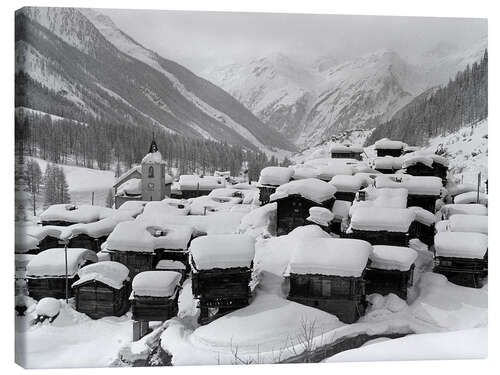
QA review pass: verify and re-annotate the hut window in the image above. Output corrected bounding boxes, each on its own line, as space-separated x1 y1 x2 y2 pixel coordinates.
148 166 155 178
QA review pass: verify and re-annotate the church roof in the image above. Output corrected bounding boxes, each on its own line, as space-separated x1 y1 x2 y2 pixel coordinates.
113 166 142 188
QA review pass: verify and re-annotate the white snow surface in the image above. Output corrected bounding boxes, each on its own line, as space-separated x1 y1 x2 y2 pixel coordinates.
58 211 135 240
374 156 403 170
289 238 372 277
330 143 364 153
132 271 181 298
351 187 408 212
179 175 225 191
116 178 141 196
26 248 98 278
440 203 488 218
434 232 488 259
449 214 488 234
40 204 115 224
142 201 190 217
72 261 129 290
270 178 336 204
156 260 186 271
190 234 255 270
330 175 366 192
307 207 334 226
446 182 484 196
258 166 294 186
369 246 418 271
375 175 442 196
116 200 148 217
408 206 436 226
141 151 164 164
374 139 406 150
35 298 61 318
454 191 488 205
332 200 352 220
350 207 416 232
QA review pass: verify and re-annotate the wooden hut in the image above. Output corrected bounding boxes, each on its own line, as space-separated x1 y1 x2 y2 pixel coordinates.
364 245 418 300
374 139 405 157
257 166 294 205
105 220 193 278
330 175 367 202
72 261 130 319
433 232 488 288
408 206 436 246
330 144 364 161
270 178 337 236
178 175 226 199
373 156 403 174
131 271 181 322
402 154 449 182
25 248 98 300
40 204 112 227
287 238 371 324
375 175 443 212
348 207 417 247
190 235 255 325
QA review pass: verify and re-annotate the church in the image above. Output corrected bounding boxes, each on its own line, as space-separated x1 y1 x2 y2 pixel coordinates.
113 139 173 208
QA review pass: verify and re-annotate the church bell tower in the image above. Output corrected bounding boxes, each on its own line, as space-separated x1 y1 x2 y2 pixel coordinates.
141 138 166 201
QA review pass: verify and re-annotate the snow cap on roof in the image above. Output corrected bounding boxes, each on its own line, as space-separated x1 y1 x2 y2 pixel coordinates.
40 204 114 224
454 191 488 205
72 261 129 289
408 206 436 226
26 248 98 278
330 175 366 192
307 207 334 226
370 245 418 271
258 166 294 186
290 165 320 180
116 178 141 196
434 232 488 259
156 259 186 271
350 187 408 215
350 207 416 232
440 204 488 217
374 138 406 150
117 200 148 217
114 166 141 188
330 143 363 154
446 183 484 197
179 175 225 191
375 175 442 196
190 234 255 271
289 238 372 277
332 200 352 220
59 211 134 241
375 156 403 170
132 271 181 298
270 178 337 204
449 214 488 234
142 201 190 217
141 150 164 164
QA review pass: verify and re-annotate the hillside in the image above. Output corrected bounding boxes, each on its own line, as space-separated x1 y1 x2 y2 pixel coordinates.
15 7 296 155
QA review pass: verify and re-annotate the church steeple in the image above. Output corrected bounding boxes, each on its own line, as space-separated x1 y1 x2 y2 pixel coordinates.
149 132 159 154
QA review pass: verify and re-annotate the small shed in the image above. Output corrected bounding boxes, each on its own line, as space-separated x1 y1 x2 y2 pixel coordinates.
374 139 405 157
287 238 372 323
375 175 443 212
270 178 337 236
257 167 294 205
408 206 436 246
402 153 449 182
433 232 488 288
348 207 417 247
364 245 418 300
131 271 181 322
190 234 255 325
179 175 226 199
26 248 98 300
330 175 367 202
330 144 364 160
373 157 403 174
72 261 130 319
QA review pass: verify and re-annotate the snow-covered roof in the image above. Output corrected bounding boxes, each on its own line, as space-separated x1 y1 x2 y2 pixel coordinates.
330 143 364 154
290 165 321 180
434 232 488 259
375 175 443 196
350 187 408 215
116 178 141 196
440 204 488 217
58 211 135 241
401 154 434 169
369 245 418 271
374 156 403 170
257 166 294 186
190 234 255 271
315 163 355 180
454 191 488 205
208 188 257 205
350 207 416 232
26 248 98 278
289 238 372 277
330 175 366 192
332 200 352 220
449 214 488 234
72 261 129 289
408 206 436 226
446 183 485 197
142 201 190 217
435 220 450 233
141 151 164 164
214 170 230 178
307 207 334 226
132 271 181 298
179 175 226 191
106 220 194 252
374 138 405 150
156 260 186 271
117 200 148 217
40 204 115 224
114 166 141 188
270 178 337 204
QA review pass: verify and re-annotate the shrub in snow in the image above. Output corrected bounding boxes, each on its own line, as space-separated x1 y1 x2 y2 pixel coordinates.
36 297 60 318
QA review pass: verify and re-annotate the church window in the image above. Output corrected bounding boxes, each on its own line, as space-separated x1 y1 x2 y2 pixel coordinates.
148 166 154 178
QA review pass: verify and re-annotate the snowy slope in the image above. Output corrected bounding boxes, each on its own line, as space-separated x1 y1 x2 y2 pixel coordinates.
16 7 296 154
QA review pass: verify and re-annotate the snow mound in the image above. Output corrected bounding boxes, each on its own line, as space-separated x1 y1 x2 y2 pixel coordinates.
40 204 114 224
434 232 488 259
190 234 255 271
370 246 418 271
132 271 181 298
238 203 277 237
258 166 294 186
307 207 334 226
446 182 484 197
26 248 98 278
449 214 487 234
270 178 336 204
179 175 226 191
375 175 442 196
408 206 436 226
289 238 372 277
72 261 129 289
374 139 405 150
156 260 186 271
454 191 488 205
36 298 60 318
330 175 366 192
350 207 416 232
332 200 352 220
330 144 363 154
440 203 487 218
59 211 134 241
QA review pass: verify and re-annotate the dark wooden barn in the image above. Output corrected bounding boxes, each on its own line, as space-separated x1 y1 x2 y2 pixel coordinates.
190 234 255 325
364 245 418 300
374 139 405 158
25 248 98 300
433 232 488 288
257 166 294 205
408 207 436 246
271 179 337 236
178 175 225 199
257 184 278 205
330 144 364 161
330 175 367 203
287 238 371 324
72 261 130 319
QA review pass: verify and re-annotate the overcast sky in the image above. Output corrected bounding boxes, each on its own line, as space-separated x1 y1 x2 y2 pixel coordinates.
100 9 487 74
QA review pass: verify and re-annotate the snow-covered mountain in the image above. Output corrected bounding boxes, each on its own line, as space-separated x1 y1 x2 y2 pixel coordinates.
204 38 487 148
15 7 296 155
